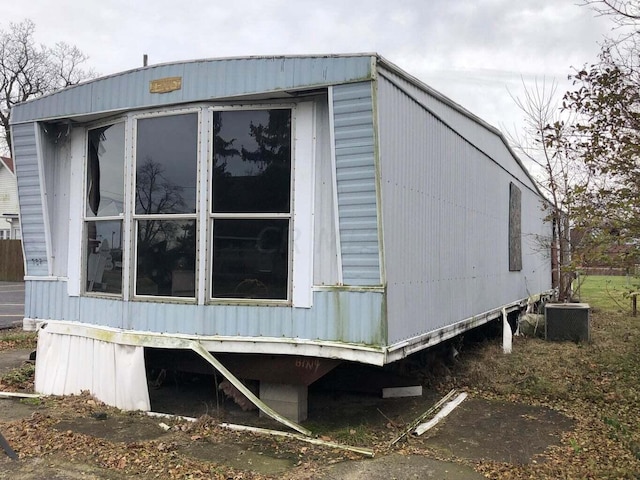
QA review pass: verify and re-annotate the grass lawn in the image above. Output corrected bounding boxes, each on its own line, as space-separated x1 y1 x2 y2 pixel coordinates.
575 274 637 312
454 275 640 479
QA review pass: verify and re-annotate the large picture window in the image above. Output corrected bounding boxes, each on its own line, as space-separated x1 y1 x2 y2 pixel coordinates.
81 104 307 304
211 109 292 300
84 122 125 294
134 112 198 297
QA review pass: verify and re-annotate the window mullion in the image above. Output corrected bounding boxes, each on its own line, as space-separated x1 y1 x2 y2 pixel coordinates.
197 108 210 305
122 117 134 301
210 212 291 219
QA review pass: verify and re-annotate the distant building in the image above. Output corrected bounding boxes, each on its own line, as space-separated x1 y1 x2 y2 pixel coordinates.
0 156 20 239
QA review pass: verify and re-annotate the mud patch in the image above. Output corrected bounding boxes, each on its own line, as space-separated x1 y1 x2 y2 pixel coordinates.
0 398 42 422
318 453 486 480
0 350 33 375
54 414 168 443
185 440 295 475
0 455 131 480
419 397 573 463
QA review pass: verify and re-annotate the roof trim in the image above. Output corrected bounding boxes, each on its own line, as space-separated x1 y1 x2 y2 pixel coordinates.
0 156 14 174
10 53 379 124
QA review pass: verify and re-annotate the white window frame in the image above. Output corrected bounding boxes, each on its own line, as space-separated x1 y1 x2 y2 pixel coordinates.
82 118 127 298
207 104 294 305
75 101 315 308
131 107 202 303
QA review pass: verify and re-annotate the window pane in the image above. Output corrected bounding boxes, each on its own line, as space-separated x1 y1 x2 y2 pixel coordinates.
87 123 125 217
212 219 289 299
136 114 198 215
136 219 196 297
213 110 291 213
135 220 196 297
85 220 123 294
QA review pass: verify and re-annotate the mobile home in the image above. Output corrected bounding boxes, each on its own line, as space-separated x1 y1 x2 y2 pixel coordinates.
11 54 552 422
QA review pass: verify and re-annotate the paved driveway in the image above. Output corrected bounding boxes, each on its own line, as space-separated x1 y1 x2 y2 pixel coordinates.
0 282 24 329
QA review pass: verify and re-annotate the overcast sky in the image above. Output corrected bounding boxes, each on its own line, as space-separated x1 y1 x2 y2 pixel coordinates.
4 0 614 140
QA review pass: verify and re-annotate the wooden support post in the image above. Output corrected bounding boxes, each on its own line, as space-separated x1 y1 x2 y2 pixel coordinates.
633 293 638 317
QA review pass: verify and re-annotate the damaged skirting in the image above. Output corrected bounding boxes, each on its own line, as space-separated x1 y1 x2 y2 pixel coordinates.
33 321 313 436
35 328 151 411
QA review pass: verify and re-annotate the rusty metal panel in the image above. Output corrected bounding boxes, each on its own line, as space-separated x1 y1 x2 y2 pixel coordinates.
332 82 381 285
11 55 375 124
376 74 552 345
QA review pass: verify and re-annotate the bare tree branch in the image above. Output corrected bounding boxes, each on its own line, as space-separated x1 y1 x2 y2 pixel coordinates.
0 19 96 154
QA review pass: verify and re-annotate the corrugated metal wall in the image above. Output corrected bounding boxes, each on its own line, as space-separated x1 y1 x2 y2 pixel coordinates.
376 74 551 345
24 280 385 346
12 56 375 124
378 67 539 193
332 82 382 285
11 122 49 276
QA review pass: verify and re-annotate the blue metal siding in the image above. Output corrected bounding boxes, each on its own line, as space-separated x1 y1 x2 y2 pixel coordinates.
11 123 48 276
332 82 381 285
24 280 385 346
12 55 375 124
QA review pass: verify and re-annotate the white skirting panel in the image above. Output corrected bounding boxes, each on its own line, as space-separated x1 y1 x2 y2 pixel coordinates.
35 329 150 411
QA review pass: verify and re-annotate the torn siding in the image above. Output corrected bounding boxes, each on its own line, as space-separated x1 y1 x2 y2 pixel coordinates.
11 122 49 276
332 82 381 285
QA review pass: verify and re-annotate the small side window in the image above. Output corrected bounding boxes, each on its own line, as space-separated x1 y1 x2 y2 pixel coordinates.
84 122 125 294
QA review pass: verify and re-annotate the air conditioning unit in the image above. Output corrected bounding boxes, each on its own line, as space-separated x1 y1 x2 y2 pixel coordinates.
545 303 591 342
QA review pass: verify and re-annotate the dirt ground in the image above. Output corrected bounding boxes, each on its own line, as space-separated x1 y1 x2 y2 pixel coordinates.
0 347 574 480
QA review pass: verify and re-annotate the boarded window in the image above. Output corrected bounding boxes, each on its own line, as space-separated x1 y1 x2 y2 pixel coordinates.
509 182 522 271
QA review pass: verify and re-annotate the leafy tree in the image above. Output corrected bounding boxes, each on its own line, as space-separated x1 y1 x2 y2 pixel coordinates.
508 79 588 300
559 1 640 271
0 19 95 154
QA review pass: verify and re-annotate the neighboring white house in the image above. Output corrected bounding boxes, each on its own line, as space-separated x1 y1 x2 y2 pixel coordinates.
0 156 20 239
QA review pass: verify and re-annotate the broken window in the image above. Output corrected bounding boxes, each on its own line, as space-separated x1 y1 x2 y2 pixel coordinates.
84 122 125 294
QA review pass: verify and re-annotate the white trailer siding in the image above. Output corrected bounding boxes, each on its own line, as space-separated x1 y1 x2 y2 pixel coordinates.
376 73 551 346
